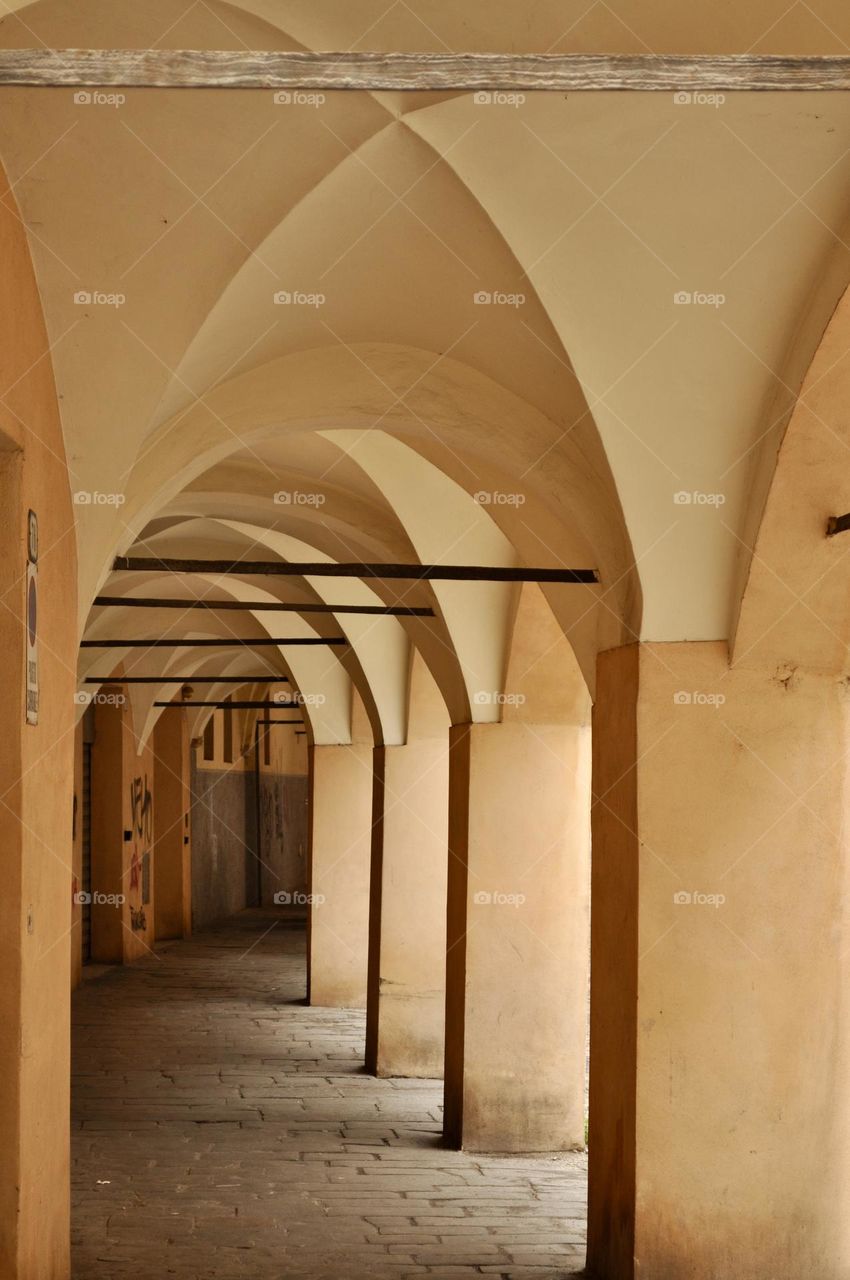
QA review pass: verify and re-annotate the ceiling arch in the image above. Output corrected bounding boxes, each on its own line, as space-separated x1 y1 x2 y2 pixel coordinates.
1 0 848 726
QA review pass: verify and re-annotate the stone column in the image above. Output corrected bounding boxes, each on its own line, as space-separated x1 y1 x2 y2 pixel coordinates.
307 741 373 1007
443 718 591 1151
90 693 156 964
71 718 84 988
588 641 850 1280
365 737 449 1077
153 705 192 940
89 694 126 964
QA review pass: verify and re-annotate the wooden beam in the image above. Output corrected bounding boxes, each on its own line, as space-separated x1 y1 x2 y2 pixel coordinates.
83 675 289 686
0 50 849 91
95 594 433 617
80 637 347 648
112 556 598 584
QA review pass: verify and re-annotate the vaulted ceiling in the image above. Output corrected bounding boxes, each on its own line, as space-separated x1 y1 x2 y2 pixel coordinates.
2 0 849 743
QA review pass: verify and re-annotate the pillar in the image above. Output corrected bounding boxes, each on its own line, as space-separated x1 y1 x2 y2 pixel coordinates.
90 692 156 964
365 663 449 1076
153 706 191 939
443 718 591 1150
89 695 125 963
588 641 850 1280
71 719 84 988
0 165 77 1278
307 739 372 1007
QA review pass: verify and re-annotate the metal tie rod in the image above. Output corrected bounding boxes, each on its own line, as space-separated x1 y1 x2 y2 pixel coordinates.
156 701 303 712
83 675 289 686
826 513 850 536
81 637 347 648
112 556 598 584
95 595 434 616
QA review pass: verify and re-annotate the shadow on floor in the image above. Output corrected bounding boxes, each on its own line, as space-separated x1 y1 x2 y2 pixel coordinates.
72 908 587 1279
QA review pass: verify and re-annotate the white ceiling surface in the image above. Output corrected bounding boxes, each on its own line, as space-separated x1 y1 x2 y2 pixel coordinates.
323 429 518 723
0 0 847 725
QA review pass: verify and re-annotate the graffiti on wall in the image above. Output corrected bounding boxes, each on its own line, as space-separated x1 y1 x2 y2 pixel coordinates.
130 774 153 844
129 772 152 930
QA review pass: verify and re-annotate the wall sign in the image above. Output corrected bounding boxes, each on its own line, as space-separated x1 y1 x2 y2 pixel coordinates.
25 510 38 726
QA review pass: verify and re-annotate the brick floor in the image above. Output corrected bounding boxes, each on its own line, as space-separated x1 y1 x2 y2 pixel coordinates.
72 909 587 1279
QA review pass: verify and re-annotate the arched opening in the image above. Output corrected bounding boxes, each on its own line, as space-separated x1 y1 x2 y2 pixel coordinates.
5 8 850 1277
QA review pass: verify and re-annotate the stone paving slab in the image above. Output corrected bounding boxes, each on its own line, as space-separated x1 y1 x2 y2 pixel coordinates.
72 909 587 1279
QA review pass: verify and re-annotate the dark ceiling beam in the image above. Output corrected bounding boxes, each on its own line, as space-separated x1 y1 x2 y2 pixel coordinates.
0 50 848 91
826 513 850 537
112 557 598 584
94 595 433 616
80 637 346 648
155 701 302 711
84 675 290 684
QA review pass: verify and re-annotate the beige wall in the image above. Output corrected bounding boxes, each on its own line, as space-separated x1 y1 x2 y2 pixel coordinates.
0 169 76 1280
590 641 850 1280
259 711 308 778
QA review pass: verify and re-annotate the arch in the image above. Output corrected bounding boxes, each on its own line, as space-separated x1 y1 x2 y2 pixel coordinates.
733 278 850 674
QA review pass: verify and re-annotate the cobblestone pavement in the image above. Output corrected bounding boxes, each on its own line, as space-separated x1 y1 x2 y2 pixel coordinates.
72 910 588 1279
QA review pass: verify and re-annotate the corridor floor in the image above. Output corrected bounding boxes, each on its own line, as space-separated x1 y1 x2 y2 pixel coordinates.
72 910 587 1279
